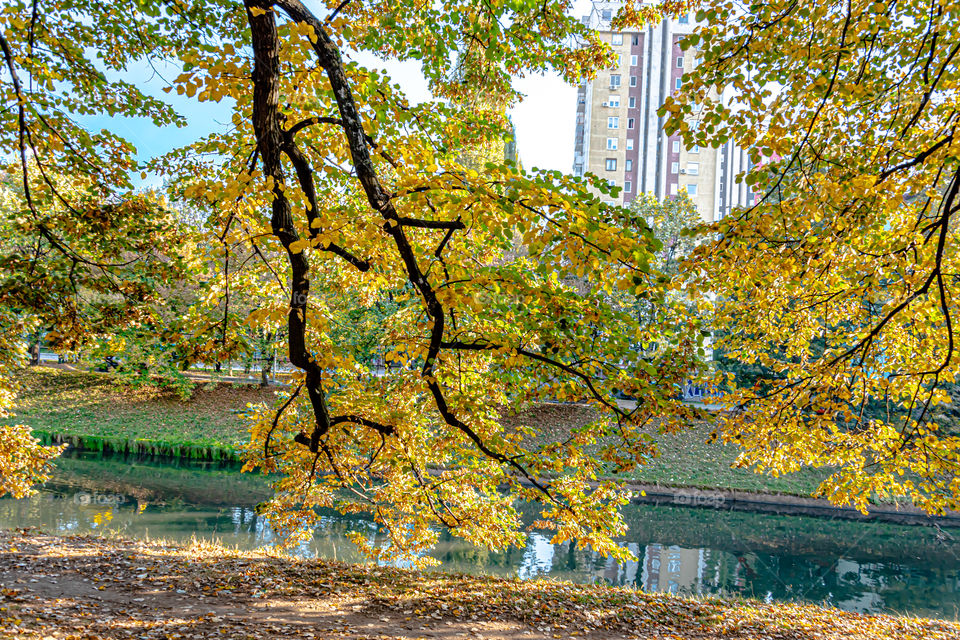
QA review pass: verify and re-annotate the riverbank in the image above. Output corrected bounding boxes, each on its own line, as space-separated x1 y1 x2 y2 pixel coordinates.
14 366 271 461
502 403 831 496
15 366 830 497
1 530 956 640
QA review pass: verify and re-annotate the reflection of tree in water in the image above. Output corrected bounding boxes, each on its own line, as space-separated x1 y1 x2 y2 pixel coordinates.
836 563 960 619
691 551 960 618
618 503 960 567
51 452 273 506
431 536 506 572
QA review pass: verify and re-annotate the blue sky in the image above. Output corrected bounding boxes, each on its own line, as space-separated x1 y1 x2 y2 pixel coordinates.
79 58 233 184
82 1 592 184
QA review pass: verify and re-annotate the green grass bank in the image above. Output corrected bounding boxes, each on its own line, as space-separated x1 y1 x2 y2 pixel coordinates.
14 366 273 462
14 366 829 497
504 403 831 496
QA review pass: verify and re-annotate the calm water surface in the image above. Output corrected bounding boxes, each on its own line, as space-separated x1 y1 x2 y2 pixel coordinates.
2 451 959 620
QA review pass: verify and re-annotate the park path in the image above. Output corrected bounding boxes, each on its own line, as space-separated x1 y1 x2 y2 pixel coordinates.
3 530 960 640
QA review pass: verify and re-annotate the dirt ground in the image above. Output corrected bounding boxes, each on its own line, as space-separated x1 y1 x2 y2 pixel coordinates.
0 532 615 640
2 530 959 640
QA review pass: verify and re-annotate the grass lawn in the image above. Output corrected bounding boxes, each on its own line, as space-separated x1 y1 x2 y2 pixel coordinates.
15 366 829 496
504 403 831 497
13 366 275 457
625 426 830 495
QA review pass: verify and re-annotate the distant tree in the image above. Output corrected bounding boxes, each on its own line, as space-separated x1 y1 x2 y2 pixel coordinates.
628 193 702 276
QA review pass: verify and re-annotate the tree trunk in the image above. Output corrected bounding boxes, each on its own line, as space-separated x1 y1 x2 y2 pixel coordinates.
260 359 272 387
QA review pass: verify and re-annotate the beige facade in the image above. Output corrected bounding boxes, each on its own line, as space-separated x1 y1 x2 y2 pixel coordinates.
573 1 752 222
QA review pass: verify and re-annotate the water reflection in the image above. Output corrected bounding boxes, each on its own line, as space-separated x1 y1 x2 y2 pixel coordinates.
1 451 959 620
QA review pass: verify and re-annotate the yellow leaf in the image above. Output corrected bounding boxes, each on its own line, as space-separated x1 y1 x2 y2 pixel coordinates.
289 239 309 254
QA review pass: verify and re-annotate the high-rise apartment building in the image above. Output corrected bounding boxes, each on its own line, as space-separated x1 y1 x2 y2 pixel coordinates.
572 1 753 222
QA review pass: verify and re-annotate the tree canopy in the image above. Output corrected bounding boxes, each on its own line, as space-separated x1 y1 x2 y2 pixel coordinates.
3 0 960 560
618 0 960 512
0 0 707 560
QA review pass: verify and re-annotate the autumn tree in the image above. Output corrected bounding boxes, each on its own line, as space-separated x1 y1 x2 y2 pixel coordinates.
0 0 202 494
0 1 706 557
0 308 61 498
614 0 960 512
0 167 194 493
628 193 702 276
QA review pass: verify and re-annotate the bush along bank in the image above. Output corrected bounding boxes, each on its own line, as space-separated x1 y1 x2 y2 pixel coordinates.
33 431 240 462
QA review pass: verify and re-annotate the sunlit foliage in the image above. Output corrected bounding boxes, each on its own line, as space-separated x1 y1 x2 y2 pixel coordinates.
0 1 707 558
620 0 960 512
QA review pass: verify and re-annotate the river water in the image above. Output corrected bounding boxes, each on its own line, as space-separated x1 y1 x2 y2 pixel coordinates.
2 451 959 619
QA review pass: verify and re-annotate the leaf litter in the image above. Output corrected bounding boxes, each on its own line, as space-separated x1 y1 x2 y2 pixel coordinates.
0 530 956 639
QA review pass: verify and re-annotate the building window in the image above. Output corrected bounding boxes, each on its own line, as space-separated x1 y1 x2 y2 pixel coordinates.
629 96 636 108
631 55 638 66
610 74 621 89
602 9 612 20
608 95 620 107
608 179 617 188
672 140 681 153
676 56 684 68
624 181 632 193
606 137 618 150
626 139 634 150
632 34 639 46
605 158 617 171
691 144 700 153
608 116 619 129
687 162 699 175
678 13 689 24
675 78 683 90
612 33 623 45
627 118 635 129
671 161 679 174
685 184 698 196
630 75 638 87
625 159 633 171
670 183 679 195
